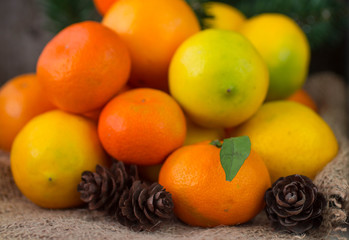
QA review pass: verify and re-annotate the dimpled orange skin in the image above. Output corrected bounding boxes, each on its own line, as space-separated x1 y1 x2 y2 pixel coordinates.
287 89 317 112
0 74 55 151
37 21 131 113
93 0 118 15
102 0 200 91
98 88 187 165
159 143 271 227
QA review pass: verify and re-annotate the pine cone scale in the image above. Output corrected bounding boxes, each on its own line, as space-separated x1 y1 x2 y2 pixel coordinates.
93 172 103 186
132 184 150 225
137 188 147 209
143 208 157 224
155 209 171 219
156 197 168 210
80 193 94 203
134 206 150 225
312 196 326 216
120 190 137 221
292 194 305 207
283 205 304 215
270 204 292 218
279 217 298 227
104 191 120 212
275 192 292 207
286 221 314 234
155 195 173 218
146 194 155 212
150 184 163 195
302 186 316 209
111 162 127 191
289 208 313 221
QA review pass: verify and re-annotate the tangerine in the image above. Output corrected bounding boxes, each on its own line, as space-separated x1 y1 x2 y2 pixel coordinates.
102 0 200 91
159 142 271 227
0 74 55 151
93 0 118 15
287 89 317 112
37 21 131 113
98 88 186 165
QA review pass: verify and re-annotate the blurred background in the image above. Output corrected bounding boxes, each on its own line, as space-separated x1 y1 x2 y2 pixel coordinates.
0 0 348 85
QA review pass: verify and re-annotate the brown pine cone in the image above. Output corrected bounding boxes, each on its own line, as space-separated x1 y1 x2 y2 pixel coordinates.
116 180 174 231
265 174 327 234
77 161 138 214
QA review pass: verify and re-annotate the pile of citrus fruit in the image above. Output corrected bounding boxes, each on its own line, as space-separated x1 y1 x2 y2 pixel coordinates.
0 0 338 228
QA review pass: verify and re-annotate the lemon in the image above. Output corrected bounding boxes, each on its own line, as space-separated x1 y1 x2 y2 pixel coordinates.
169 29 269 128
184 117 225 145
234 101 338 182
203 2 246 31
11 110 109 209
239 14 310 100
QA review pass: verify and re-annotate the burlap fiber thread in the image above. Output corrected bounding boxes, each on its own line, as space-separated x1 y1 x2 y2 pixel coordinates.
0 72 348 239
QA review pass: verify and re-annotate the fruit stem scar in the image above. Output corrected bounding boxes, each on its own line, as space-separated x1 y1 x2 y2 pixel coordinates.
227 88 232 93
141 99 146 103
48 177 52 182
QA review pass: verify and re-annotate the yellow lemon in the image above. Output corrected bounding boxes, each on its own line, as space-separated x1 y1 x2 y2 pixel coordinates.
184 117 225 145
203 2 246 31
234 101 338 182
239 14 310 100
11 110 109 209
169 29 269 128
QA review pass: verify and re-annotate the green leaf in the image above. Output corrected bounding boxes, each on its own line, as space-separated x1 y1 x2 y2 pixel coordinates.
220 136 251 182
210 139 222 148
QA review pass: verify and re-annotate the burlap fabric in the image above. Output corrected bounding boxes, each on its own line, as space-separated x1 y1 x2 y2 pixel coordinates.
0 72 348 239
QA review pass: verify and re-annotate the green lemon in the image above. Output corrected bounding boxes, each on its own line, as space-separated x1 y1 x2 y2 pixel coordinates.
169 29 269 128
239 14 310 100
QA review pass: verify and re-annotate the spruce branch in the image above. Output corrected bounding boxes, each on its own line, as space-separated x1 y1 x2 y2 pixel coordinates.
38 0 101 34
38 0 348 50
185 0 213 29
228 0 348 50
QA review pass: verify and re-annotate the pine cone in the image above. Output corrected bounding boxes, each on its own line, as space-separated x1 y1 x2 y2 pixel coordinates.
265 174 327 234
116 180 174 231
77 161 138 214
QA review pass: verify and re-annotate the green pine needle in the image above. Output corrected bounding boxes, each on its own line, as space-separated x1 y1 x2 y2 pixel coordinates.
38 0 100 34
223 0 348 50
39 0 348 50
185 0 213 28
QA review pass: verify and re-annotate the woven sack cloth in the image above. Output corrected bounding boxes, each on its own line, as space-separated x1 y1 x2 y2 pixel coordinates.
0 72 348 240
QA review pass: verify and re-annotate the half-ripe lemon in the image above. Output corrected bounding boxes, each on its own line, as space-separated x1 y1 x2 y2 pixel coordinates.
169 29 269 128
11 110 109 208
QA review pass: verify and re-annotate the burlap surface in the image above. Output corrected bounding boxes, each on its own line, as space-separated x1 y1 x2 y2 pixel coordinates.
0 72 348 239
